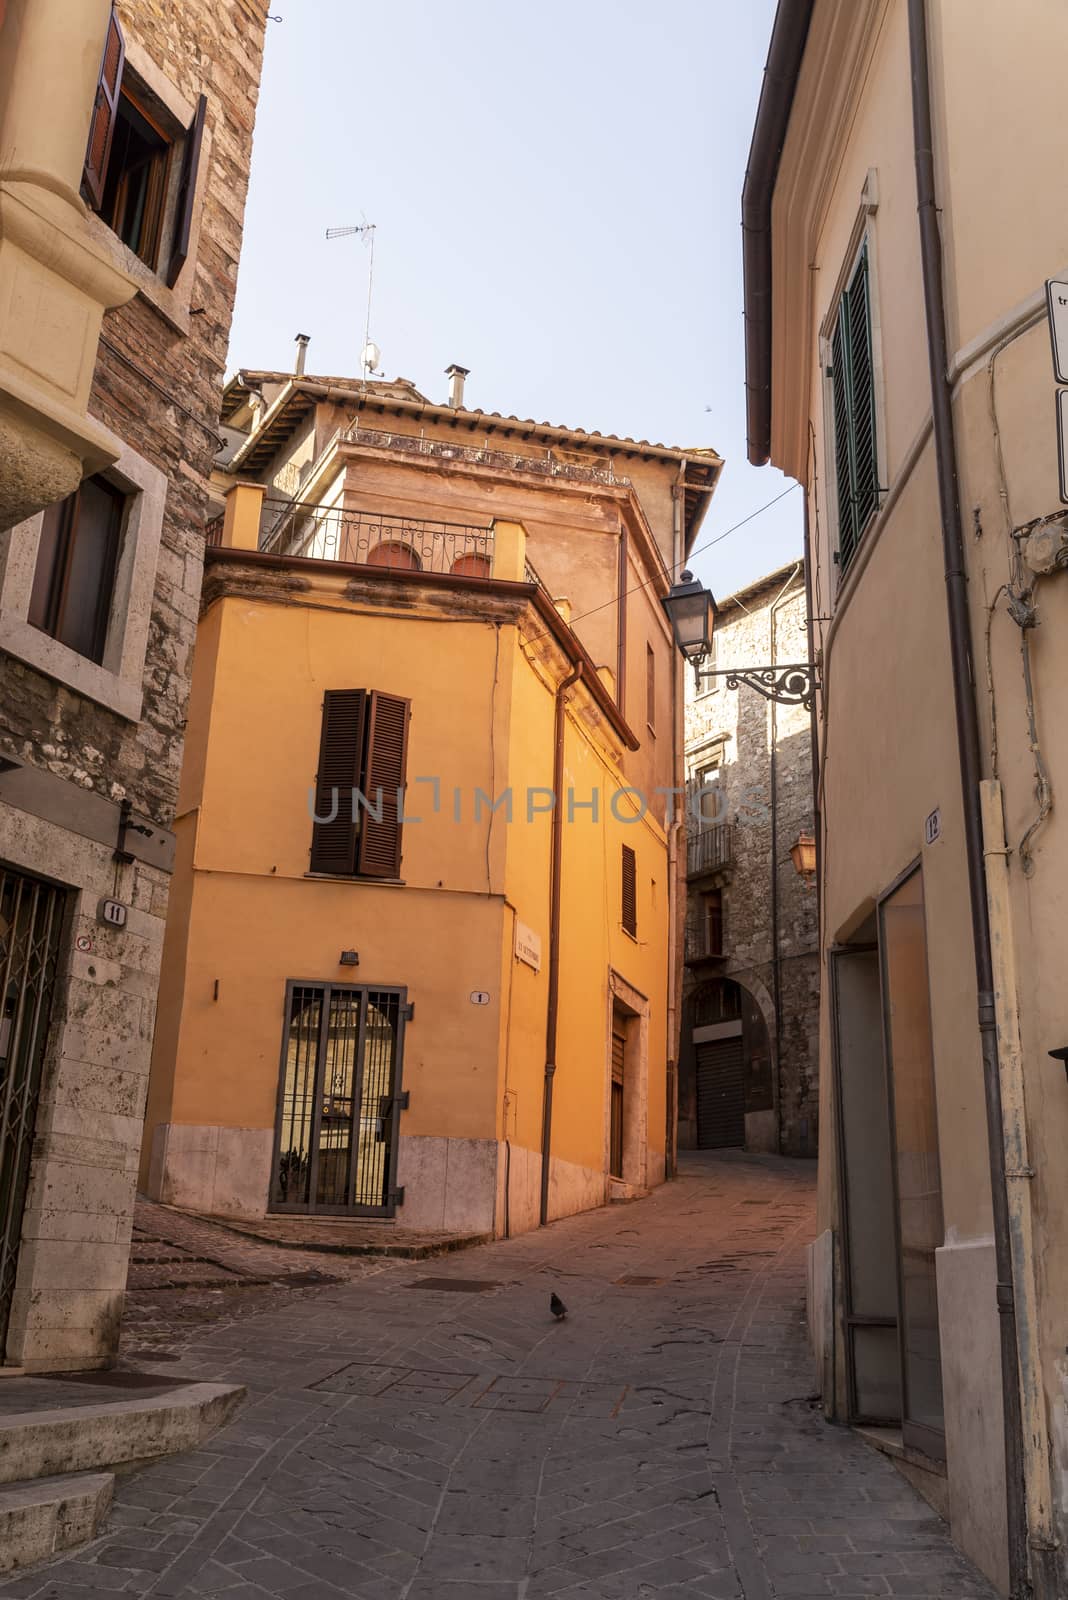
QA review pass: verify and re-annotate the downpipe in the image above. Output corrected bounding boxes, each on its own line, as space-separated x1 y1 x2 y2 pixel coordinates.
540 664 582 1227
907 2 1041 1592
981 781 1059 1585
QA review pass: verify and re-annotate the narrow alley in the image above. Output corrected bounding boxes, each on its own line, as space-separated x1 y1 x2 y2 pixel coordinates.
0 1156 995 1599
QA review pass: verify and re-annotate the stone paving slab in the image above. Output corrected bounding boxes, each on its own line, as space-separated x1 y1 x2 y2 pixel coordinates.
2 1153 999 1598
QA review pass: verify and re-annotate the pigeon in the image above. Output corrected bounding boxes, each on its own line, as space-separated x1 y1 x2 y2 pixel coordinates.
550 1292 568 1321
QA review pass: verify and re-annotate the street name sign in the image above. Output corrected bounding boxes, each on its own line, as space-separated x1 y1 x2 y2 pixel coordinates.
1047 279 1068 384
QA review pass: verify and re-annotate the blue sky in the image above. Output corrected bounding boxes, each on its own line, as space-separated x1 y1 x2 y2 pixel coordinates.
226 0 801 597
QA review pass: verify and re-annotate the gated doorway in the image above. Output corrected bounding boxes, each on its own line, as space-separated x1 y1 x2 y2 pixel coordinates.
0 866 65 1352
270 982 409 1216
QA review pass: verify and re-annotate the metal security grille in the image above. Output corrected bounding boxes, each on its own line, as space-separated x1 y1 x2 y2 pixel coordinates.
0 868 65 1352
270 982 407 1216
695 1038 745 1150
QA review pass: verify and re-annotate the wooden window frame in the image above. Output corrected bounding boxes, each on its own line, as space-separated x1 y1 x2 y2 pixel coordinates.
309 689 411 882
28 476 125 666
82 5 207 288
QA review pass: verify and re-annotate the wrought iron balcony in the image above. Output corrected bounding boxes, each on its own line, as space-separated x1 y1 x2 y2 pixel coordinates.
686 822 735 877
342 423 630 488
257 497 495 577
685 922 727 963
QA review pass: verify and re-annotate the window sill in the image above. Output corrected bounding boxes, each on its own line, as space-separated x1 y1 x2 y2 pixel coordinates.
0 614 142 721
303 872 407 887
646 723 656 740
620 925 639 944
83 211 192 336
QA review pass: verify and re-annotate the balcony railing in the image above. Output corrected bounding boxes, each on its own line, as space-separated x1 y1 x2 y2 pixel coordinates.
257 497 495 577
342 423 629 488
686 822 735 876
685 923 726 963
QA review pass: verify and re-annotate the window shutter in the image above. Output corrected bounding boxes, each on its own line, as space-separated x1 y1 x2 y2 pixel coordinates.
832 244 879 572
356 692 410 879
646 643 655 730
621 844 637 937
310 690 366 875
82 5 125 210
166 93 207 288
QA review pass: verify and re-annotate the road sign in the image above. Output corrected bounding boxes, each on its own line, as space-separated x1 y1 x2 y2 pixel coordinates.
1047 279 1068 384
1058 389 1068 505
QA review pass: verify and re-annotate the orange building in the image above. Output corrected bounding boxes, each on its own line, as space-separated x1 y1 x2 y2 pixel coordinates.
143 363 720 1236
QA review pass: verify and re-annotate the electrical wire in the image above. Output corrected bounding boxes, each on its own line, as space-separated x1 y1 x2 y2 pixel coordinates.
527 481 800 646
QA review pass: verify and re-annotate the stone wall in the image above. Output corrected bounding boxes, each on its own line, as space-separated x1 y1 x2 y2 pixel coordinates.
681 564 820 1157
0 0 267 1368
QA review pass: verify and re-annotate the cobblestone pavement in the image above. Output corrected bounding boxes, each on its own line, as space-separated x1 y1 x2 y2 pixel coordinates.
5 1153 997 1599
120 1199 397 1363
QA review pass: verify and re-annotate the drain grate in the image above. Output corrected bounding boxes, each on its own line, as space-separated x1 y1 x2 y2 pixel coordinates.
406 1277 501 1293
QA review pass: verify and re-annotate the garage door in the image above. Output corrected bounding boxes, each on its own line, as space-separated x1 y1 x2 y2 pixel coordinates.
696 1037 745 1149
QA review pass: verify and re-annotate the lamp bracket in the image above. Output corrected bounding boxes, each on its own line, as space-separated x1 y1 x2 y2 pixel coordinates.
694 661 820 710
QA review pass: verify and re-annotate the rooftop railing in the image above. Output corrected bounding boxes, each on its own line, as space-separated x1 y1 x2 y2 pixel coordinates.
342 423 629 488
258 497 495 578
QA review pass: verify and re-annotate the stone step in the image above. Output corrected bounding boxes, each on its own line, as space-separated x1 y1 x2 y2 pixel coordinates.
0 1377 244 1486
0 1470 113 1572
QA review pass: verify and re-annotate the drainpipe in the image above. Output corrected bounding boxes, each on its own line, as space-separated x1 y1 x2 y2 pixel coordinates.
802 501 822 941
769 564 800 1152
540 664 582 1227
665 458 688 1180
907 5 1034 1594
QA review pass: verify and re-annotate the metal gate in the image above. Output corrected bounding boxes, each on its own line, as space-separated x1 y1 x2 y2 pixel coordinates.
696 1037 745 1149
0 867 65 1351
269 982 408 1216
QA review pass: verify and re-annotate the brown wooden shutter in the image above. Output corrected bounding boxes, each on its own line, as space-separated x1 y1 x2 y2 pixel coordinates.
621 843 637 936
166 93 207 288
356 692 410 879
309 690 366 876
646 643 655 730
83 5 125 210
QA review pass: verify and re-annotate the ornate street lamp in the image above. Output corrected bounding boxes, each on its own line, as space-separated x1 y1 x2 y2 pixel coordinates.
661 570 821 710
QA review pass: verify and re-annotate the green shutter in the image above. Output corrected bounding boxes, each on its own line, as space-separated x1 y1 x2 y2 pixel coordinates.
832 244 880 571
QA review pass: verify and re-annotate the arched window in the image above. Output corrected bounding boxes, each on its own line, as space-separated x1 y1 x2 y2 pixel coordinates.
366 541 421 570
450 551 491 579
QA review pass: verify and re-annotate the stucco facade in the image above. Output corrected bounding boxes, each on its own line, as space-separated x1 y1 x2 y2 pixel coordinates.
143 374 722 1238
0 1 267 1369
679 563 818 1160
746 1 1068 1591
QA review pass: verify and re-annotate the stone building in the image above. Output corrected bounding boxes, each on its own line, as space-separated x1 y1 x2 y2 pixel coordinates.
0 0 268 1369
678 560 819 1158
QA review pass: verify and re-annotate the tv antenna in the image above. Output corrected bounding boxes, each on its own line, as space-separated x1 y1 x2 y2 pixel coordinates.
325 221 379 380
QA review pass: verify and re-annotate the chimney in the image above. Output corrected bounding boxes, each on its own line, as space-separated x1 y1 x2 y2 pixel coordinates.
445 363 470 409
294 333 310 377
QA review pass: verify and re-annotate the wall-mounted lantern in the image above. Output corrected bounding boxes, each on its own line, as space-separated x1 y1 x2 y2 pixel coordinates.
790 831 817 879
662 569 820 709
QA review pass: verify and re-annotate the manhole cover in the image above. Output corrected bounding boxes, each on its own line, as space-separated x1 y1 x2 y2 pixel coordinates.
406 1278 501 1292
615 1275 665 1287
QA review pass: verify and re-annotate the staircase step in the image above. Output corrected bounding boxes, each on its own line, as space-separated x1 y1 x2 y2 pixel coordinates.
0 1378 244 1485
0 1471 113 1572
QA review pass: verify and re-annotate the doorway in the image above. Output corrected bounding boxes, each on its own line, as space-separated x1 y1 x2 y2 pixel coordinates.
0 867 65 1353
270 982 408 1216
831 866 946 1459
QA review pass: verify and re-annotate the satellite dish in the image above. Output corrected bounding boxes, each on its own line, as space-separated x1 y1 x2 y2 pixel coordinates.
362 341 381 373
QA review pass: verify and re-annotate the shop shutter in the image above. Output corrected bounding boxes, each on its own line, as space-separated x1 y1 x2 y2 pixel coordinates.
309 690 366 875
356 692 410 879
621 844 637 937
82 5 125 209
166 94 207 287
695 1037 745 1149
